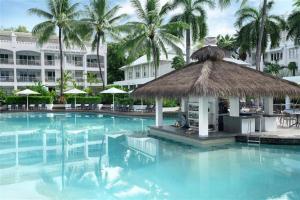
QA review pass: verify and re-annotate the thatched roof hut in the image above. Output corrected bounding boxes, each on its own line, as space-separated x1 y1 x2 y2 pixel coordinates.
133 46 300 98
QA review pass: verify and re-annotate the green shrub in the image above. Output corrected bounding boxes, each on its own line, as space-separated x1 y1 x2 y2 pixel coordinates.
163 98 179 107
66 96 102 104
6 96 52 104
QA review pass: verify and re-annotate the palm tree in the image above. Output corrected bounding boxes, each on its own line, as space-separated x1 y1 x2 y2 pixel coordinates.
235 1 285 70
264 62 282 76
288 62 298 76
287 0 300 45
171 55 185 70
28 0 83 102
171 0 214 64
81 0 127 89
86 72 99 86
124 0 185 78
216 34 238 57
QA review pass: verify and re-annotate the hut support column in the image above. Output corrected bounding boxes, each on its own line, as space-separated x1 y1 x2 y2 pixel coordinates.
181 97 188 112
198 97 209 136
229 97 240 117
155 97 163 126
263 96 273 115
285 96 291 110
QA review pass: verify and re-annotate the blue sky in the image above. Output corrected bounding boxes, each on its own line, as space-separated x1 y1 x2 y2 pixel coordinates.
0 0 294 37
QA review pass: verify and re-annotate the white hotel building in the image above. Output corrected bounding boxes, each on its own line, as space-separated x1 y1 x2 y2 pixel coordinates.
0 31 107 93
246 31 300 77
114 54 176 89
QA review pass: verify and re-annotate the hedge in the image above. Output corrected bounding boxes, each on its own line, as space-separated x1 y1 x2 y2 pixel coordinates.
66 96 102 104
6 96 52 104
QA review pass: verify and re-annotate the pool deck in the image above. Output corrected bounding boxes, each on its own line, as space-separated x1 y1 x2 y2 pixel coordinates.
149 125 300 146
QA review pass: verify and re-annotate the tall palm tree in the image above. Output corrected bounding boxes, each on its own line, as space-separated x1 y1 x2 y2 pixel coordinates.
124 0 185 78
81 0 127 89
171 0 214 64
28 0 83 101
287 0 300 45
235 1 285 69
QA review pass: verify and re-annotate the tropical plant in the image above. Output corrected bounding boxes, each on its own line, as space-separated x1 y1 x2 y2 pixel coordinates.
86 72 99 86
81 0 127 89
123 0 185 78
288 62 298 76
28 0 84 102
29 81 48 95
171 55 185 70
287 0 300 45
56 71 74 91
235 1 285 70
0 89 6 102
217 34 237 51
264 62 282 76
171 0 213 64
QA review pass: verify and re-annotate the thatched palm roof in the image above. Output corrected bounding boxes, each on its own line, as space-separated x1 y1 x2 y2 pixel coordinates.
133 46 300 98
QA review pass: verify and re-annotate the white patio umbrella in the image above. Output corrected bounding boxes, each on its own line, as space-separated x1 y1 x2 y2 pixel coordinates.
16 89 40 111
100 87 127 111
64 88 87 108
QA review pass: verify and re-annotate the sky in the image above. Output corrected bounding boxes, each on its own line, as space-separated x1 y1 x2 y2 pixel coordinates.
0 0 295 37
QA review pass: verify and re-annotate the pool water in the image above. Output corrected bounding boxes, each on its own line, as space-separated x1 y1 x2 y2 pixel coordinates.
0 112 299 200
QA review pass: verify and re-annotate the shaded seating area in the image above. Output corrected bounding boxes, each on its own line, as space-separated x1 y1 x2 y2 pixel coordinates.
132 45 300 137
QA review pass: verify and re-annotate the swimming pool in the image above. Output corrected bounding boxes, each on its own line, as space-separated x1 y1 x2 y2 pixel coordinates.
0 112 299 200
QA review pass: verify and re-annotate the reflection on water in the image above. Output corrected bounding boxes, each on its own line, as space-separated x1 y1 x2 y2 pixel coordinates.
0 113 300 200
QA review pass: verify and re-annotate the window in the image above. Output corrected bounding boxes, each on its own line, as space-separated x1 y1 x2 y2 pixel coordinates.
128 68 133 79
143 65 147 77
150 66 155 77
135 67 140 78
289 48 297 59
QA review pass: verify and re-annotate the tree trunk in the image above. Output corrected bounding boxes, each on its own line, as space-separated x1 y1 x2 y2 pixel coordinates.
255 0 267 71
96 34 105 90
58 27 64 102
186 29 191 64
152 41 158 79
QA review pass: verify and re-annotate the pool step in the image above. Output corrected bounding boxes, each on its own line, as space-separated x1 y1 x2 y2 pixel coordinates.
247 136 261 144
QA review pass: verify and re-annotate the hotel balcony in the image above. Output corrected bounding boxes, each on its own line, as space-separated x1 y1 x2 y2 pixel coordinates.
0 58 14 64
45 77 56 82
16 51 41 66
87 61 98 68
0 76 14 82
44 60 55 66
16 59 41 66
17 77 41 82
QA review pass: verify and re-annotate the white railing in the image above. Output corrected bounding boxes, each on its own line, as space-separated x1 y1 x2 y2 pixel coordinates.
17 77 41 82
45 77 56 82
44 60 55 66
0 76 14 82
87 62 98 68
16 59 40 66
0 58 14 64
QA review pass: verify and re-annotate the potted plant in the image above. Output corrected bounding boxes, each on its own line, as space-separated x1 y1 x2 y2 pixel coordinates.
46 95 54 110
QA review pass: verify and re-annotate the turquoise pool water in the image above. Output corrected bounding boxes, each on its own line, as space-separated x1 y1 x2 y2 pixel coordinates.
0 112 299 200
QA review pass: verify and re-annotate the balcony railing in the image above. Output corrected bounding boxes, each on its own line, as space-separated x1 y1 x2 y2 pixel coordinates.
17 77 41 82
75 77 84 82
45 60 55 66
45 77 56 82
0 58 14 64
87 62 98 68
75 61 83 67
16 59 41 66
0 76 14 82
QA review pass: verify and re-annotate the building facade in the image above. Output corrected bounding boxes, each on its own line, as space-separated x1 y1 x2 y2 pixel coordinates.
245 31 300 75
0 31 107 93
114 54 176 89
